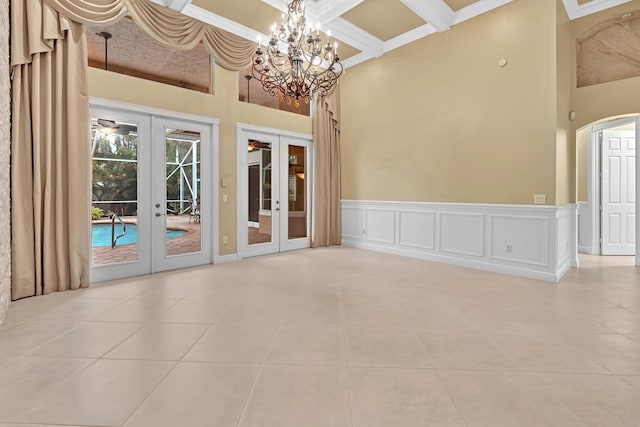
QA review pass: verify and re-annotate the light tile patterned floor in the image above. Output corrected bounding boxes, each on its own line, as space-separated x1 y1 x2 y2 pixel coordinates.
1 248 640 426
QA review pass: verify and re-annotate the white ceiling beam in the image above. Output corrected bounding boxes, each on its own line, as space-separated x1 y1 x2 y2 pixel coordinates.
260 0 288 13
401 0 454 32
452 0 512 25
316 0 365 24
325 17 385 57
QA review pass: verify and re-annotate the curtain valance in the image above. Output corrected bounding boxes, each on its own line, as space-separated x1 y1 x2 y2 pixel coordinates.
12 0 255 71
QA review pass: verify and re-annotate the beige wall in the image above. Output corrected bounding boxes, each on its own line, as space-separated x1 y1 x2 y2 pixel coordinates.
341 0 561 205
88 65 311 255
576 127 588 202
556 0 572 205
0 0 9 325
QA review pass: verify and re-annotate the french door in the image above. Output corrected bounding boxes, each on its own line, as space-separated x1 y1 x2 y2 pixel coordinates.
90 103 215 282
238 128 312 258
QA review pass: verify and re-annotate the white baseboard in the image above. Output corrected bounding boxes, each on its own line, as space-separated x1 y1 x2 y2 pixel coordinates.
342 200 576 283
214 253 238 264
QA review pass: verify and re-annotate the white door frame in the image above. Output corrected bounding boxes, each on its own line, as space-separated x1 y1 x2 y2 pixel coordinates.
586 116 638 258
236 123 313 260
89 98 219 282
151 116 214 272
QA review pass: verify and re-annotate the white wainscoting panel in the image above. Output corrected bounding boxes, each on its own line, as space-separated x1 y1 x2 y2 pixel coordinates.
439 213 484 257
577 201 595 254
399 211 435 250
365 209 396 244
341 200 577 283
490 215 547 266
342 207 364 240
556 206 573 275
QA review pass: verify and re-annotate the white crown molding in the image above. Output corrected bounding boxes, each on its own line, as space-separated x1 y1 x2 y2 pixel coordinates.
384 23 437 52
340 51 371 68
401 0 454 32
452 0 513 25
182 4 269 42
166 0 192 12
566 0 632 20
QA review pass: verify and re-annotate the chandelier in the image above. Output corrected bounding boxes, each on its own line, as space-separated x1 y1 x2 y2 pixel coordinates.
250 0 343 106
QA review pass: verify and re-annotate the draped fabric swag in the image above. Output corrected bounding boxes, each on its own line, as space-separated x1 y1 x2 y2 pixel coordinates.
312 88 342 247
10 0 255 300
39 0 255 71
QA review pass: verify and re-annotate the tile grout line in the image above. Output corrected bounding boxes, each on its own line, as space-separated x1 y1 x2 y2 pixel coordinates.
234 295 292 427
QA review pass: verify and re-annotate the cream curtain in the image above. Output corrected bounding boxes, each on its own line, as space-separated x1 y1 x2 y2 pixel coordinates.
312 88 342 247
44 0 254 71
11 0 90 299
10 0 255 300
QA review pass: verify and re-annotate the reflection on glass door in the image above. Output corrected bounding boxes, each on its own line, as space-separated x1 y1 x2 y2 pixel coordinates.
247 139 275 246
91 117 140 266
287 144 307 240
164 128 202 256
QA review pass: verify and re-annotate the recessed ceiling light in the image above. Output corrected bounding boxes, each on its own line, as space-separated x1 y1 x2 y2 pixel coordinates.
621 13 632 19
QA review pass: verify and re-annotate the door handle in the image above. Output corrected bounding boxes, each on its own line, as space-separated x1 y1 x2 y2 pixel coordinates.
155 212 164 217
275 207 280 211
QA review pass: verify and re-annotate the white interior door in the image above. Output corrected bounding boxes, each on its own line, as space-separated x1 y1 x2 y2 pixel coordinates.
601 129 636 255
238 129 312 258
90 104 215 282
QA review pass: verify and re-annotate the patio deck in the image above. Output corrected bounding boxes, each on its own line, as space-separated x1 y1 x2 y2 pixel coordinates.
92 215 201 266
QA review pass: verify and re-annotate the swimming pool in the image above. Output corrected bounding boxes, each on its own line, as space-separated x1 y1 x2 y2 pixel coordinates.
92 223 187 247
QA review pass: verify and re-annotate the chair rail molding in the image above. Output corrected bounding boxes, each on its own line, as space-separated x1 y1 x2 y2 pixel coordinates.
341 200 578 282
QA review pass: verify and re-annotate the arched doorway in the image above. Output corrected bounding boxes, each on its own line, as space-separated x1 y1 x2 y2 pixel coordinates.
576 114 640 265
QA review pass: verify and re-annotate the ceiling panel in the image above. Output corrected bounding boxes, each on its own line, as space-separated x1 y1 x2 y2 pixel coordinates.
341 0 426 41
192 0 282 34
444 0 478 11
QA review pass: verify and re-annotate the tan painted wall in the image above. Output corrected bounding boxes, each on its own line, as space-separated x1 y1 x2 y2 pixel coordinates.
88 65 312 255
576 127 588 202
556 0 572 205
341 0 560 205
0 0 9 326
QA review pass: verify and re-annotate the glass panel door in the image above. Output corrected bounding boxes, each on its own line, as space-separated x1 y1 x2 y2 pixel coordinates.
90 106 214 282
153 118 212 272
241 132 281 257
280 136 312 252
239 131 311 258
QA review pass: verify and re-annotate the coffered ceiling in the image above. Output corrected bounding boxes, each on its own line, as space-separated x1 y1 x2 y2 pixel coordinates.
147 0 635 69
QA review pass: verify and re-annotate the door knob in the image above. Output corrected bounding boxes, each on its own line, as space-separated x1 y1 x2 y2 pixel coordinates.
155 203 161 208
155 212 164 217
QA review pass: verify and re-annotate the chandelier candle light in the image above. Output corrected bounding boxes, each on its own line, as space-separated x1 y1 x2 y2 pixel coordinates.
251 0 343 106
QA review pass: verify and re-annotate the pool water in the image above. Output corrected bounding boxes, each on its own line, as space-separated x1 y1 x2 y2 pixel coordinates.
92 223 187 247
